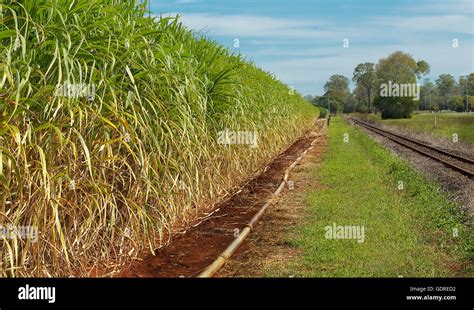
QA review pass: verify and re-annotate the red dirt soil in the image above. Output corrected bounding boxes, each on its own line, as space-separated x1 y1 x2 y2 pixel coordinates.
119 121 325 277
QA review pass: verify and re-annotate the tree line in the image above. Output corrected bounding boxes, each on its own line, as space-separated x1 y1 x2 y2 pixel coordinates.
306 51 473 119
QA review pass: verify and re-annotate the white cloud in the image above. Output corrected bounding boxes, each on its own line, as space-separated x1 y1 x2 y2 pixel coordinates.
371 15 473 35
165 13 342 39
408 0 473 15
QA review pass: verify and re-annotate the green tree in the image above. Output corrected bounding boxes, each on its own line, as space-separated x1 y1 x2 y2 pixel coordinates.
469 73 474 94
461 73 474 95
468 96 474 111
435 74 456 109
448 96 464 112
459 74 474 111
374 51 430 119
352 63 377 113
415 61 430 78
343 92 358 113
324 74 350 114
354 83 368 112
419 78 436 110
311 96 332 116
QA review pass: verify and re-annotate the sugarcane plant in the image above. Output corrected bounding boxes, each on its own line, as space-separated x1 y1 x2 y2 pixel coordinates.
0 0 318 276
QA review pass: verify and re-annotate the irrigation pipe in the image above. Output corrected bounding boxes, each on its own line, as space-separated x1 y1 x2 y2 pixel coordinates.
197 133 321 278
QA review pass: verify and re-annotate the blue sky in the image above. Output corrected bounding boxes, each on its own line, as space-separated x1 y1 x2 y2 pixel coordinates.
150 0 473 95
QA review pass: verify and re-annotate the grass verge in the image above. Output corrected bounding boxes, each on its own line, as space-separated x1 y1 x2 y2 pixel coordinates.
266 117 473 277
364 113 474 144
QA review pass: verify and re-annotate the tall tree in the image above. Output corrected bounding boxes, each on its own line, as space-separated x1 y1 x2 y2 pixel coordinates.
415 61 430 78
324 74 350 113
459 74 474 111
354 83 368 112
419 78 436 110
468 73 474 94
343 92 358 113
352 63 376 113
448 96 464 112
374 51 430 119
435 74 456 109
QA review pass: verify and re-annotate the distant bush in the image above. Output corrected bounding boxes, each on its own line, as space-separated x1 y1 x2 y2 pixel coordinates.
356 104 368 114
375 97 415 119
318 106 328 118
449 96 465 112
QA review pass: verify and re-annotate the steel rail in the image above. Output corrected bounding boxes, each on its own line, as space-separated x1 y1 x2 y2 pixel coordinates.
350 118 474 178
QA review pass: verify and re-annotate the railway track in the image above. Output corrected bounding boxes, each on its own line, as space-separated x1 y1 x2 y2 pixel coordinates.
349 118 474 178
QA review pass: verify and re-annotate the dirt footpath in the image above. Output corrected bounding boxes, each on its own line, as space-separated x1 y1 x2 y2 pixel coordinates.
217 126 328 277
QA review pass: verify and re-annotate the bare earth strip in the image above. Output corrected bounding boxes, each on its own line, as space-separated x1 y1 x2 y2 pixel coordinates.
217 127 328 277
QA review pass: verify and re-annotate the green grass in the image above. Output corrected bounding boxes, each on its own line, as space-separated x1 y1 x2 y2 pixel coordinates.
364 113 474 144
267 117 472 277
0 0 317 276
